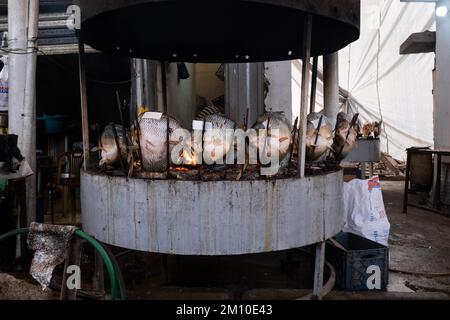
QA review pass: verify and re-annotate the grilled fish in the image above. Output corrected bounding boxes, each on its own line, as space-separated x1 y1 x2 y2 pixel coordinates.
306 113 334 161
98 123 130 167
332 112 358 161
136 113 194 172
199 114 237 164
251 112 292 164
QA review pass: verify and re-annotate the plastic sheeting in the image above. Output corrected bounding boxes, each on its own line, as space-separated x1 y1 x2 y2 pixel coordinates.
338 0 436 161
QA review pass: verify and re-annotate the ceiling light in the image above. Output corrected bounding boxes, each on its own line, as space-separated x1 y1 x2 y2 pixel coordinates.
436 5 448 17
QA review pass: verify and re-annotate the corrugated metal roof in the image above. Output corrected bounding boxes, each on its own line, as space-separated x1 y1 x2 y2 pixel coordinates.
0 0 73 15
0 0 96 55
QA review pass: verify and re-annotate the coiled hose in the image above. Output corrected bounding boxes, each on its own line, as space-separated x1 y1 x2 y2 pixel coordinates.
0 228 126 300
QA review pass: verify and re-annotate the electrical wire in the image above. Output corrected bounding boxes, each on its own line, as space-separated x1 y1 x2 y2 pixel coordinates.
37 48 132 86
0 46 132 86
376 1 390 155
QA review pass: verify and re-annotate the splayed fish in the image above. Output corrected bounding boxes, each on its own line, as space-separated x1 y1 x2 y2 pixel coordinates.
97 123 130 167
362 120 382 139
198 114 237 164
251 112 293 164
306 113 334 161
331 112 359 161
135 113 195 172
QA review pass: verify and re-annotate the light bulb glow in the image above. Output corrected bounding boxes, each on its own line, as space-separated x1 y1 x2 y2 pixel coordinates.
436 5 448 17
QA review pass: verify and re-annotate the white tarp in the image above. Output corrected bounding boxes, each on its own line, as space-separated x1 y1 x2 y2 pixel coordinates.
268 0 435 161
339 0 436 161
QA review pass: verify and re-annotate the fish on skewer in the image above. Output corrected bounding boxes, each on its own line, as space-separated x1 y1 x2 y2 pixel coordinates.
134 113 195 172
306 113 334 161
332 112 359 161
197 113 237 164
362 120 383 139
97 123 130 167
251 112 293 165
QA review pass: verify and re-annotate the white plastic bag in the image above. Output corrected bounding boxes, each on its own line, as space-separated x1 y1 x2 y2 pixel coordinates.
0 55 8 112
342 176 390 246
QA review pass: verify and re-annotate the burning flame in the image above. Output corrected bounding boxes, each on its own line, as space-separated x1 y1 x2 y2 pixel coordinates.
172 166 189 172
177 149 198 166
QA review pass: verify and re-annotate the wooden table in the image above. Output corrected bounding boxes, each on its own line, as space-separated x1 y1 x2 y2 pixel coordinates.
403 147 450 214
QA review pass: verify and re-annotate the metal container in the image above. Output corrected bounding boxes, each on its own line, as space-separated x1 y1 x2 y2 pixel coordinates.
81 170 344 256
343 139 381 163
76 0 360 62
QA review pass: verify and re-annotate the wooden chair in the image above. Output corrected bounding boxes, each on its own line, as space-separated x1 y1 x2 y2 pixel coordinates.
55 150 84 224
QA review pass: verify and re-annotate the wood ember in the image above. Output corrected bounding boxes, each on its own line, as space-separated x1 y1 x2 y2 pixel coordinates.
134 171 168 180
169 167 199 180
96 160 342 181
200 167 226 181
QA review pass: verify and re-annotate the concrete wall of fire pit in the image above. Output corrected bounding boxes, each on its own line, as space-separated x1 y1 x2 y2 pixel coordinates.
81 170 344 255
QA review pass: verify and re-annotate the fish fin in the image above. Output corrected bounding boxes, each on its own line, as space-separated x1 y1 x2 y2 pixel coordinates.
91 147 105 152
279 137 290 143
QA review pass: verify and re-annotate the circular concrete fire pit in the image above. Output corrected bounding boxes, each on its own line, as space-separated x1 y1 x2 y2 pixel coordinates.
81 170 343 255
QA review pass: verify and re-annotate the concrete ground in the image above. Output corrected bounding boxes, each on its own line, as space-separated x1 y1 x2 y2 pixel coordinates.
123 180 450 300
382 180 450 296
2 180 449 300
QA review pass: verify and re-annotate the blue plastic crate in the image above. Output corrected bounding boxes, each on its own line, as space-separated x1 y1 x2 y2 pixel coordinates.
326 232 389 291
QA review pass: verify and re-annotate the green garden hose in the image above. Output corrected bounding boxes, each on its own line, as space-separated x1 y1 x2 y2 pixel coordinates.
74 230 118 300
0 227 123 300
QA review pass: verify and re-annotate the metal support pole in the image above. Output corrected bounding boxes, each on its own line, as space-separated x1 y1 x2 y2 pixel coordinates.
134 59 144 111
78 34 90 171
403 150 411 214
434 154 442 210
7 0 28 144
310 56 318 114
161 62 168 114
8 0 39 225
92 251 105 294
312 241 326 300
297 15 313 178
323 52 340 128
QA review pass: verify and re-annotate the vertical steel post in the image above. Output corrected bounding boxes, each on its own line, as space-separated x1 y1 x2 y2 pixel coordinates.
312 241 326 300
8 0 39 225
78 34 90 171
310 56 318 114
297 15 313 178
403 150 411 214
61 237 83 300
323 52 340 128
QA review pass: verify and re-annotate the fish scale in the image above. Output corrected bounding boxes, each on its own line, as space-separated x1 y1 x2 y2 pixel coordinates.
200 114 237 163
251 112 292 165
138 114 184 172
99 124 129 167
